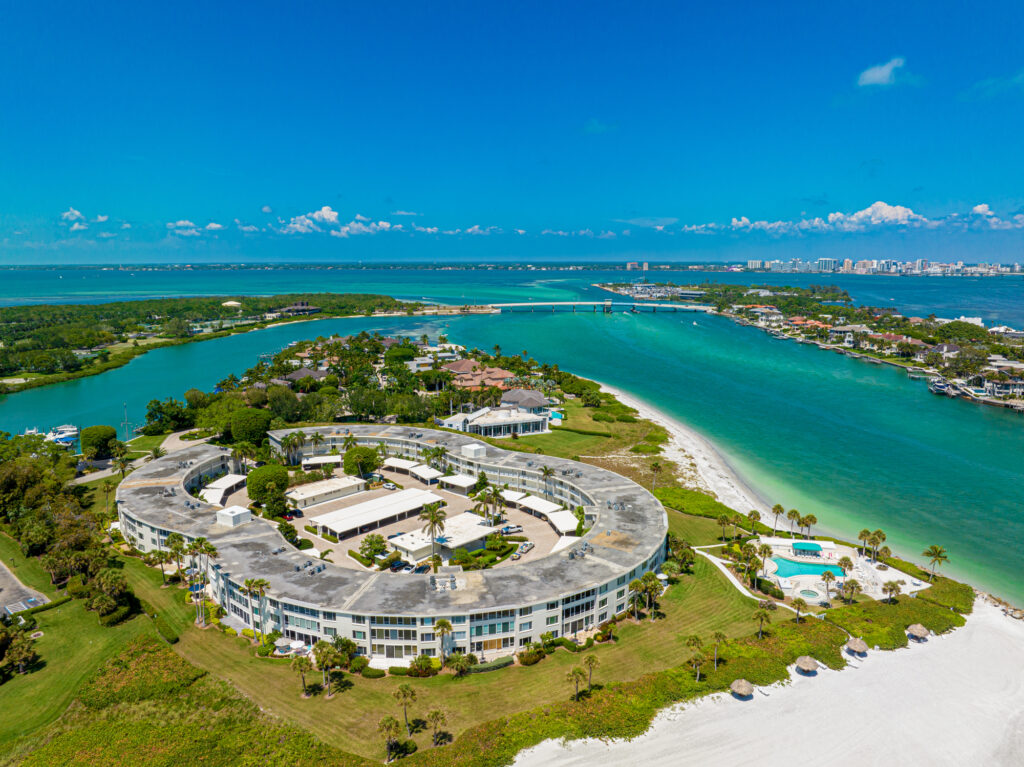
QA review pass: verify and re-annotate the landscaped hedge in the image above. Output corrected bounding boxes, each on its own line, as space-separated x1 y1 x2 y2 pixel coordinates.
18 595 72 615
98 604 133 627
468 656 515 673
388 666 409 676
322 533 339 544
552 636 595 653
349 656 369 673
549 425 613 438
296 539 314 551
362 667 385 679
348 550 373 567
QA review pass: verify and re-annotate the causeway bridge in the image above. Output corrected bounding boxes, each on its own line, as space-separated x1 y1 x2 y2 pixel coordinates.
487 300 714 313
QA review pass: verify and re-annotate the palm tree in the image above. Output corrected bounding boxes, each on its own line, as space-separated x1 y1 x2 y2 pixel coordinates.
566 666 586 701
757 544 773 576
252 578 271 644
448 652 471 677
628 578 643 620
310 431 325 456
803 514 817 539
747 510 761 535
152 549 171 585
101 478 116 515
427 709 447 747
650 461 662 490
113 456 130 479
660 560 680 580
753 608 771 639
641 571 660 621
378 716 401 763
197 538 218 626
419 502 448 568
688 649 707 681
539 465 555 497
149 446 167 461
730 513 743 539
771 503 784 534
291 655 313 696
716 514 730 542
882 580 902 604
711 631 727 670
313 640 335 690
393 683 417 736
582 654 599 693
857 528 872 556
821 570 836 601
878 545 892 562
434 619 452 662
242 578 259 632
342 433 357 452
922 545 948 581
685 634 703 657
844 578 862 603
791 597 808 623
837 556 853 577
867 533 880 560
166 533 185 582
872 529 887 561
787 509 800 535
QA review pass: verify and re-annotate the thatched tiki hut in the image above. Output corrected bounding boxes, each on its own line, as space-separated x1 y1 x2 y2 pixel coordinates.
795 656 819 674
846 637 868 655
907 623 930 641
730 678 754 698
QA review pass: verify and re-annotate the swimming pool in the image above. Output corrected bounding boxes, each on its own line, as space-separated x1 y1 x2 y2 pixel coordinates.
770 557 844 579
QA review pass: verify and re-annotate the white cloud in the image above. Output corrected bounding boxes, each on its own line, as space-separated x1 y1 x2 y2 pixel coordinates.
205 222 224 230
613 216 678 228
166 220 196 229
121 222 132 229
465 224 500 236
541 229 570 236
413 224 439 234
61 207 84 222
858 57 905 87
234 219 259 233
354 213 370 222
261 205 273 213
596 230 617 239
515 229 527 235
971 203 994 216
330 218 395 238
282 215 318 234
310 206 339 224
94 214 109 223
827 200 926 230
97 232 117 239
172 228 201 237
391 210 421 216
69 221 88 232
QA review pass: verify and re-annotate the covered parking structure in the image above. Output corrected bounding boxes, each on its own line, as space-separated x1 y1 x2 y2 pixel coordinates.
518 495 578 535
199 473 247 506
300 454 343 472
438 473 477 494
310 488 444 542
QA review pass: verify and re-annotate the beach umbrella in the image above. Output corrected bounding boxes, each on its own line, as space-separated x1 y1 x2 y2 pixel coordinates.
795 656 819 673
846 637 868 654
907 623 929 640
274 637 291 650
730 678 754 697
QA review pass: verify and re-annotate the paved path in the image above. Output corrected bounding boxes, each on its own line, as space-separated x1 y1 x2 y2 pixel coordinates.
694 546 798 615
161 430 211 453
0 559 49 616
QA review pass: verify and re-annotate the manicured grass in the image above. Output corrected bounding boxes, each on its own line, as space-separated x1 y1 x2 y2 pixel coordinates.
73 476 122 521
666 508 726 546
0 599 152 749
120 549 767 760
826 595 966 650
126 433 168 454
0 532 55 596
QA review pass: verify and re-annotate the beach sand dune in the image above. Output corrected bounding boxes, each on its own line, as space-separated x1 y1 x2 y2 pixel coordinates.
514 600 1024 767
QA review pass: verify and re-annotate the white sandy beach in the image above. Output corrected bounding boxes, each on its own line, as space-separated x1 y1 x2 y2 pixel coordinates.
514 599 1024 767
599 382 769 514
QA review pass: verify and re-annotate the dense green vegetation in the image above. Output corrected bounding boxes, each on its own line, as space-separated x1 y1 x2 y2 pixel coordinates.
0 293 415 390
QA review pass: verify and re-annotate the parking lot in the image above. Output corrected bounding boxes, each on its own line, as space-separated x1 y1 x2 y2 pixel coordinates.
1 559 49 617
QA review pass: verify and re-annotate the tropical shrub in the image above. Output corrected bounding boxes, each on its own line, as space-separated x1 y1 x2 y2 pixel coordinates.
78 637 204 709
296 539 314 551
349 655 369 674
348 550 373 567
342 446 379 476
80 425 118 459
517 648 545 666
388 666 409 676
229 408 273 444
361 667 385 679
246 464 289 504
153 615 179 644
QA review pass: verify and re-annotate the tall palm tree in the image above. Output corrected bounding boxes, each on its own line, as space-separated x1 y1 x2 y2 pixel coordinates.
844 578 862 603
821 570 836 601
716 513 730 542
787 509 800 535
393 683 417 736
837 556 853 577
882 580 902 604
539 465 555 498
378 716 401 763
153 549 171 585
242 578 259 630
434 619 453 662
747 509 761 533
566 666 586 701
642 571 660 621
791 597 807 623
730 513 743 539
291 655 313 696
419 503 448 568
113 456 130 479
922 545 948 581
757 544 773 576
313 640 334 690
427 709 447 747
803 514 817 539
484 484 504 525
771 503 784 534
310 431 325 456
101 478 116 515
582 654 599 693
342 433 358 452
166 533 185 583
872 529 887 561
628 578 643 620
650 461 662 490
198 539 218 626
753 608 771 639
252 578 271 643
857 528 872 556
689 649 707 681
711 631 727 670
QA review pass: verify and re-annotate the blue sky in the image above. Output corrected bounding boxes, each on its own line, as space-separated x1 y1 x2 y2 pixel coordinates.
2 1 1024 263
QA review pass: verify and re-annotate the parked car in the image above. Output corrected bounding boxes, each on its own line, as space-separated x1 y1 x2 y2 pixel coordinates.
383 482 397 490
501 525 523 535
283 514 294 521
400 565 415 574
387 533 402 540
519 542 534 553
389 560 409 572
510 553 521 561
413 564 431 574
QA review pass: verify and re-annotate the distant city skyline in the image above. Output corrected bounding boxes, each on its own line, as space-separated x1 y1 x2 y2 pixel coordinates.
2 1 1024 264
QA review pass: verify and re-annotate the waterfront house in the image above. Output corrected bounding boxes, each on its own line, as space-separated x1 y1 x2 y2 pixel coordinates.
933 343 961 360
500 388 550 413
440 405 550 437
828 324 871 347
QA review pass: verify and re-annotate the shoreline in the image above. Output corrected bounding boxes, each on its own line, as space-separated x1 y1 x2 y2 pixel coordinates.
597 381 770 515
514 598 1024 766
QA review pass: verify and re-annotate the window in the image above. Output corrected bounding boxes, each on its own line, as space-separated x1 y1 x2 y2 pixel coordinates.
598 612 608 622
546 601 558 611
519 621 532 632
324 626 337 636
598 598 607 608
518 606 533 617
322 611 336 621
352 630 366 640
616 589 625 600
351 615 366 624
545 616 558 626
616 575 626 586
420 632 435 642
420 617 434 626
616 603 625 614
454 631 466 640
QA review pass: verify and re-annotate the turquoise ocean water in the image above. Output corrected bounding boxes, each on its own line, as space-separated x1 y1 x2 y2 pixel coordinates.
0 267 1022 602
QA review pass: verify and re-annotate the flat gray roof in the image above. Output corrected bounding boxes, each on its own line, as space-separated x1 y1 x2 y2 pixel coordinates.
118 425 667 616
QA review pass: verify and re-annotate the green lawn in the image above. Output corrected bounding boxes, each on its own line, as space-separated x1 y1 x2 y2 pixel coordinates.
666 508 726 546
0 532 54 596
0 594 152 751
126 434 168 454
120 548 768 760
